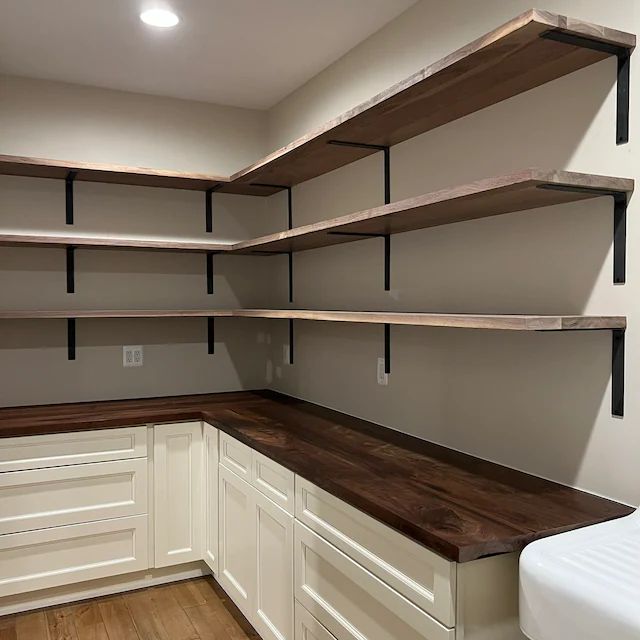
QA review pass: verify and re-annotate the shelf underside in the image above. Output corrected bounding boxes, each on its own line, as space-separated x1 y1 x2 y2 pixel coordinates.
0 309 625 331
0 11 633 196
0 169 632 254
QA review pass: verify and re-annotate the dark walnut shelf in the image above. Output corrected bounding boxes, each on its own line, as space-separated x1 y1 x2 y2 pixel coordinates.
0 390 632 561
0 308 625 331
225 10 635 195
0 170 632 254
0 154 229 191
0 12 634 196
233 170 634 253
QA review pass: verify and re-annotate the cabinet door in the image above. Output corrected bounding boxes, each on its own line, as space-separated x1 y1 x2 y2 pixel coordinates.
218 464 256 619
254 490 294 640
154 422 203 568
203 422 219 573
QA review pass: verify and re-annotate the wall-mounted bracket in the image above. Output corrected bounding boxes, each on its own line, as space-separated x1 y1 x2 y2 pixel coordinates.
206 251 215 295
384 323 391 374
67 318 76 360
66 246 75 294
536 183 628 283
289 318 294 364
328 140 391 289
65 171 77 225
251 183 295 303
327 231 391 289
539 30 631 144
205 185 223 233
207 317 215 354
612 328 625 417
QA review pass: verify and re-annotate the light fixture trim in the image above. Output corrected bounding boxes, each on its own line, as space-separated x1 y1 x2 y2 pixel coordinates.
140 8 180 28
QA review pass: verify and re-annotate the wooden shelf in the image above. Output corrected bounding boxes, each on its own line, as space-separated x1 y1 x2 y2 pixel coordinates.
0 234 231 253
224 10 635 195
233 170 634 253
0 12 633 197
0 155 228 191
0 309 625 331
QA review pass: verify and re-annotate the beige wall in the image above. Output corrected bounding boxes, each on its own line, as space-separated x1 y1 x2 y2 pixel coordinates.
1 0 638 507
0 75 274 406
265 0 640 506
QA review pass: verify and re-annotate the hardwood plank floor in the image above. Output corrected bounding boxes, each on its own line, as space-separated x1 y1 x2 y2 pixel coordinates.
0 578 259 640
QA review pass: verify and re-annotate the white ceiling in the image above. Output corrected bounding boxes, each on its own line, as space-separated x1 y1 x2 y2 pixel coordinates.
0 0 417 109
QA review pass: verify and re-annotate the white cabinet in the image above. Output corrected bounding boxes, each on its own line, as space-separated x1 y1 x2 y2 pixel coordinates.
296 602 338 640
255 489 294 640
153 421 203 568
218 463 256 618
218 440 294 640
0 515 148 598
0 458 147 535
203 422 219 573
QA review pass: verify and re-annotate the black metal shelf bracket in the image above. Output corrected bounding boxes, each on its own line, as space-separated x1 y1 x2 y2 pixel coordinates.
67 318 76 360
206 252 215 295
251 183 294 303
328 140 391 289
612 328 625 417
289 319 294 364
65 171 77 225
66 246 75 294
208 317 215 354
384 323 391 374
537 183 628 283
539 30 631 145
205 185 223 233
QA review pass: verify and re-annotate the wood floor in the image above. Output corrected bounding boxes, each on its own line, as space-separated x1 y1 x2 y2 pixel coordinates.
0 577 260 640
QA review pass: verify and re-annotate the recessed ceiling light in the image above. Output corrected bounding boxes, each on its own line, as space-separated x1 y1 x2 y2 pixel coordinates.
140 9 180 28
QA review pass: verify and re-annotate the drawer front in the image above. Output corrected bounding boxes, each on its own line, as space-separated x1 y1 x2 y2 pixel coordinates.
0 458 148 535
296 601 338 640
0 426 147 472
219 432 252 480
252 449 294 515
295 522 453 640
0 515 149 597
295 477 455 626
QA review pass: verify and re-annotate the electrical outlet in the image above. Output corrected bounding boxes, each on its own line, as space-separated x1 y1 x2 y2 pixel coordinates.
377 357 389 386
123 345 143 368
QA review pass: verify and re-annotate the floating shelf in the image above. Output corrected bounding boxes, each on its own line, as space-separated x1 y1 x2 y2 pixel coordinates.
0 12 634 197
233 169 633 253
0 309 625 330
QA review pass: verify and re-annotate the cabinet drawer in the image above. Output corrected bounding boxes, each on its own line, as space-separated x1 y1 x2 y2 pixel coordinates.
295 477 455 626
295 522 453 640
219 432 252 480
0 514 148 597
252 449 294 515
296 601 338 640
0 458 148 535
0 426 147 472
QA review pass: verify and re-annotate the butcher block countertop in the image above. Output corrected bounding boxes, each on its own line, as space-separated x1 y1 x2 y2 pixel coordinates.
0 390 632 562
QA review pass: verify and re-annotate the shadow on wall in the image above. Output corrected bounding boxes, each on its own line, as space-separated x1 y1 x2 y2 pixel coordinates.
0 317 269 406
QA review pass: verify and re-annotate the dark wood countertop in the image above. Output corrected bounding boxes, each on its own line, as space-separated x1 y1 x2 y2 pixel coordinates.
0 391 632 562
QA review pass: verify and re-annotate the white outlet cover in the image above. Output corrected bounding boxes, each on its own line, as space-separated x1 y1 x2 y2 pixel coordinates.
123 345 144 368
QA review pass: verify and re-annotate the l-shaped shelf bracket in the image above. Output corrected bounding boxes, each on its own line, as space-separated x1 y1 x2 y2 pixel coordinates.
66 246 75 294
65 171 77 225
67 318 76 360
384 323 391 374
208 317 215 354
251 183 294 304
536 183 628 283
611 328 625 417
539 30 631 145
328 140 391 290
